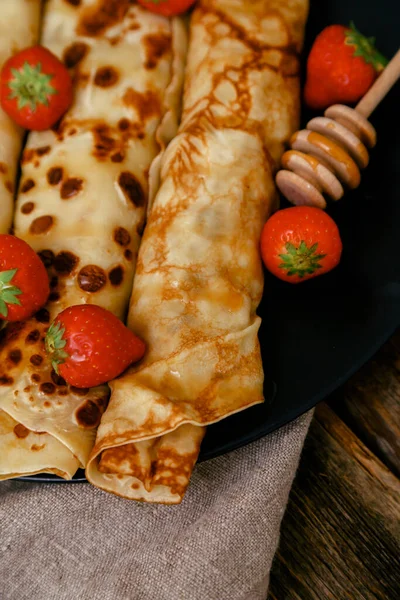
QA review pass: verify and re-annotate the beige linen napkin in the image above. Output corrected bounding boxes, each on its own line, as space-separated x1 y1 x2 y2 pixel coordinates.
0 411 312 600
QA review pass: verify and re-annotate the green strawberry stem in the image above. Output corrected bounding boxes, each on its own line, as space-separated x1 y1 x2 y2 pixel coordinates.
45 321 69 374
0 269 22 318
279 241 327 278
8 62 57 112
345 22 388 72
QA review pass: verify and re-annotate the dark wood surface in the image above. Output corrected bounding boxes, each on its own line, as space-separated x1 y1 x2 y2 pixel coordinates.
268 329 400 600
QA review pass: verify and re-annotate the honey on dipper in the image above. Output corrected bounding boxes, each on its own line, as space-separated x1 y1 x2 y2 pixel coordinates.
276 23 400 209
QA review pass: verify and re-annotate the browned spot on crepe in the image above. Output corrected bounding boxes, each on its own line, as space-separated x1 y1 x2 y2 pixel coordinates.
0 162 7 174
31 444 45 451
108 266 124 286
31 374 41 383
122 88 161 122
143 32 171 69
5 181 13 193
63 42 89 68
78 265 107 292
47 167 63 185
21 149 34 164
30 215 54 234
26 330 40 344
77 0 130 37
22 146 50 165
111 152 124 163
94 66 119 87
30 354 43 366
21 202 35 214
64 0 81 7
118 118 130 131
51 370 67 387
153 448 200 496
60 178 83 199
118 172 145 207
38 249 55 267
0 376 13 385
34 308 50 324
0 322 25 346
21 179 35 193
40 382 56 395
54 251 79 275
13 424 30 439
8 349 22 365
36 146 51 157
75 400 101 428
98 443 139 475
50 276 58 288
124 249 133 261
71 386 89 396
114 227 130 246
92 124 116 160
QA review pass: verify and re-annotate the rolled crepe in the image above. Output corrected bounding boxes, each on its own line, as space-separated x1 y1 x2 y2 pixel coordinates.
0 0 187 480
87 0 309 503
0 0 41 233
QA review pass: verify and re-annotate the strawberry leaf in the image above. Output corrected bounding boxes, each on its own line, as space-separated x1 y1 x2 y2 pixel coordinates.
345 22 388 72
0 299 8 317
45 320 69 374
0 269 22 318
278 241 327 278
8 61 57 112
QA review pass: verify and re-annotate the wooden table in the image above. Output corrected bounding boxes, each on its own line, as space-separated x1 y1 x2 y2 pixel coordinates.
268 329 400 600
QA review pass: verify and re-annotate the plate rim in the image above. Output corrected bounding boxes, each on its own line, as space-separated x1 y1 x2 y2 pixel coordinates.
16 316 398 484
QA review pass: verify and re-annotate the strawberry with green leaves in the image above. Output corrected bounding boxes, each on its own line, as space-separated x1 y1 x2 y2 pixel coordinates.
304 22 387 110
45 305 146 388
0 45 73 131
260 206 342 284
0 234 50 321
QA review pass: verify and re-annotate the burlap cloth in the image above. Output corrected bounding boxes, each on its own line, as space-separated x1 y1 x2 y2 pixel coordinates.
0 411 312 600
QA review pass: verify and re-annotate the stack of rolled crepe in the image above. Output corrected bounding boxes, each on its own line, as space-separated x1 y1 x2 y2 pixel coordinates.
87 0 309 503
0 0 41 233
0 0 187 480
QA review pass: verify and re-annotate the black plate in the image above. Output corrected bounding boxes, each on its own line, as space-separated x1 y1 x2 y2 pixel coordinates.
21 0 400 483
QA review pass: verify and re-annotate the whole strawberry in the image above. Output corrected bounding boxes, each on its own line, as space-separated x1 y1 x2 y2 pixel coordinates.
0 234 49 321
260 206 342 284
304 22 387 110
45 305 146 388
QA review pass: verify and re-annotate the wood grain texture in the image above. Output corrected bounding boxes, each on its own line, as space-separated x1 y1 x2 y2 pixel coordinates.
268 402 400 600
331 329 400 477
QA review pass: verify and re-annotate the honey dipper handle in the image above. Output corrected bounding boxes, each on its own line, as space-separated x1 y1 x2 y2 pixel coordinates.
356 48 400 117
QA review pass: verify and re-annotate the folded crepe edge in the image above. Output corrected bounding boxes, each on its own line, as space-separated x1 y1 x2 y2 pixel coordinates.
0 410 80 480
86 423 206 504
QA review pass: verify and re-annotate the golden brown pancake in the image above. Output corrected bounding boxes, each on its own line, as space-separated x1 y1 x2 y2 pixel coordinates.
86 0 309 503
0 0 187 480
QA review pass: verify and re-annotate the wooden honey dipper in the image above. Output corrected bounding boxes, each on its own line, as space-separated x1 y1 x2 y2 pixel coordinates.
276 48 400 209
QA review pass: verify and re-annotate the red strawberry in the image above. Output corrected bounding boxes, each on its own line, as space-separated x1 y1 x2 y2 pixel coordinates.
45 305 146 388
0 45 73 131
260 206 342 284
304 22 387 110
0 234 49 321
